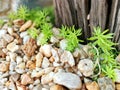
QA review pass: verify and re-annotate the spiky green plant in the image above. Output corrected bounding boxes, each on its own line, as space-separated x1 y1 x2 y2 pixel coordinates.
27 28 39 39
89 26 119 81
38 23 53 45
60 26 83 52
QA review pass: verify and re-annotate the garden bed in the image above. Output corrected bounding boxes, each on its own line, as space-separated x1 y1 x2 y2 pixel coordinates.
0 6 120 90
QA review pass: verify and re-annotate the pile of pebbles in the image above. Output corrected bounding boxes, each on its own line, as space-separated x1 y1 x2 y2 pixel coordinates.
0 19 120 90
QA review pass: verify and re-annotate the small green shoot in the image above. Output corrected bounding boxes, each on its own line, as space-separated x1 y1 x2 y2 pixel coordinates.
89 26 119 81
60 26 83 52
89 27 116 55
38 23 53 45
0 19 4 27
27 28 39 39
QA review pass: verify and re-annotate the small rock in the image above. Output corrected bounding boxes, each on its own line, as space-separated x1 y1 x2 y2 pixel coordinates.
15 68 25 74
51 48 59 62
17 62 25 69
60 51 75 67
50 85 67 90
7 41 19 52
98 77 115 90
41 72 55 84
36 52 43 68
21 74 33 85
78 59 94 77
53 72 82 89
0 38 7 48
40 44 52 57
50 36 59 44
23 35 30 44
16 81 27 90
114 69 120 83
52 27 60 38
20 20 32 32
20 31 28 38
86 81 99 90
31 69 44 78
22 38 37 57
0 49 6 58
59 39 67 50
9 61 17 71
42 57 50 68
0 61 9 72
44 67 54 74
9 52 17 61
116 83 120 90
26 61 36 70
33 79 40 85
33 84 42 90
9 81 17 90
13 19 25 27
116 54 120 63
7 27 14 35
11 73 20 82
49 56 54 63
73 48 81 58
2 34 14 43
16 56 23 64
0 30 7 38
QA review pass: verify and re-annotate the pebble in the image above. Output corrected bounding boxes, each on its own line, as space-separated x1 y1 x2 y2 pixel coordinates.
20 20 32 32
59 39 67 50
33 79 40 85
0 38 7 48
7 27 13 35
9 52 17 61
21 74 33 85
51 48 59 62
16 81 27 90
20 31 28 38
9 81 16 90
2 34 14 43
78 59 94 77
41 72 55 84
26 61 36 70
40 44 52 57
0 30 7 38
52 27 60 39
0 61 9 72
10 73 20 82
86 81 99 90
9 61 17 71
97 77 115 90
116 83 120 90
42 57 50 68
16 56 23 64
60 51 75 67
33 84 42 90
53 72 82 89
36 52 43 68
17 62 25 69
116 54 120 63
114 69 120 83
23 35 30 44
50 36 59 44
50 85 67 90
7 41 19 52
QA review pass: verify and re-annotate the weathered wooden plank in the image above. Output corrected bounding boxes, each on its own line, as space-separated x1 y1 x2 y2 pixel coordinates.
75 0 90 39
109 0 118 33
90 0 108 33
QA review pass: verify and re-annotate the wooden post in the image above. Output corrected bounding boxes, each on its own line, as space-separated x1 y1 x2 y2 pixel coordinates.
53 0 120 45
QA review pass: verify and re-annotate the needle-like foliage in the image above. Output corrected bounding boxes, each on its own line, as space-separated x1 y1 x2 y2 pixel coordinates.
60 26 83 52
89 26 119 81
